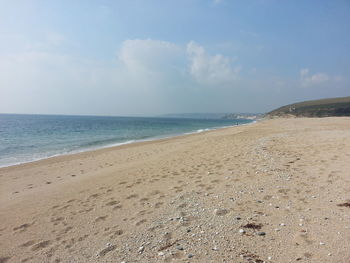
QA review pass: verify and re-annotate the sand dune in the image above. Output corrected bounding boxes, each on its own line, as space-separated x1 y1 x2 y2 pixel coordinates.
1 118 350 263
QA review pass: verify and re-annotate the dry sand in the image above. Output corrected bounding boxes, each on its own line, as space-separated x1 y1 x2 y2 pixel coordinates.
0 117 350 263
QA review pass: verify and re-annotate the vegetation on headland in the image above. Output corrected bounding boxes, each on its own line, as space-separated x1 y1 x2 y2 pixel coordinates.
266 96 350 118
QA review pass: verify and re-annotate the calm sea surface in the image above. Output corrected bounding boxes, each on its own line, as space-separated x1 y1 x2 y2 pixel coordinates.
0 114 252 167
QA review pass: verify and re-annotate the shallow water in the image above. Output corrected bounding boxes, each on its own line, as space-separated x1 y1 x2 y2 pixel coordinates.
0 114 252 167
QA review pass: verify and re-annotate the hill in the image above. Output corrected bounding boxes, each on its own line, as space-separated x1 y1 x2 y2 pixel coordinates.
266 96 350 118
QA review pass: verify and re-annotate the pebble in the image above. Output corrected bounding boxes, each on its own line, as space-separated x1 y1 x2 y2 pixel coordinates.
319 242 325 246
239 229 245 234
158 252 165 256
138 246 145 253
176 245 184 250
188 254 194 258
257 232 266 236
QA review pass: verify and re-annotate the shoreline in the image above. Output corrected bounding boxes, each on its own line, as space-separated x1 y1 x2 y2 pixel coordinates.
0 120 255 170
1 117 349 263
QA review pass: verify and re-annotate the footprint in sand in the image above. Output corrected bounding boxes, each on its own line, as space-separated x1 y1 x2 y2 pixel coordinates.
31 240 51 251
126 194 138 199
105 200 119 206
135 219 147 226
154 202 164 208
109 229 124 239
20 240 36 247
95 216 108 222
0 257 12 263
113 205 123 210
13 223 33 233
97 244 117 257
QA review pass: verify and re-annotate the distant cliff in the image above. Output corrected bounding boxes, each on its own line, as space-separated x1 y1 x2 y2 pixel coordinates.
266 96 350 118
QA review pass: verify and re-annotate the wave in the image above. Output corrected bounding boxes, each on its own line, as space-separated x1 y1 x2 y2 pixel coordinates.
0 117 254 168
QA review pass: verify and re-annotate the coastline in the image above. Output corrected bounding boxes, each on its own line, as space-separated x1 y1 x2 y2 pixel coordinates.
1 117 350 263
0 120 254 169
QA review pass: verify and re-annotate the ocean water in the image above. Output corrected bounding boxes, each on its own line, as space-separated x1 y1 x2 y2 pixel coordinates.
0 114 252 168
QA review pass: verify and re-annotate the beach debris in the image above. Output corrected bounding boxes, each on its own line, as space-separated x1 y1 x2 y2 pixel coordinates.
257 232 266 236
242 223 263 230
187 254 194 258
214 208 229 216
337 202 350 208
239 229 246 234
158 252 165 256
319 242 325 246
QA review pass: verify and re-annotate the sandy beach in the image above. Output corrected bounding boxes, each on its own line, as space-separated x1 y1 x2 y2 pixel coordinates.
1 117 350 263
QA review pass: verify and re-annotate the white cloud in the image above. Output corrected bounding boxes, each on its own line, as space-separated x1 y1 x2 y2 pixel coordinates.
300 68 342 87
118 39 182 73
187 41 241 86
0 38 248 115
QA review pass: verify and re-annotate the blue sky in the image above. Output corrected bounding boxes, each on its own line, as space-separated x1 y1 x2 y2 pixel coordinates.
0 0 349 115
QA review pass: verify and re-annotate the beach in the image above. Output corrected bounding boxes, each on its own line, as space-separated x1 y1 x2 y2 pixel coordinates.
1 117 350 263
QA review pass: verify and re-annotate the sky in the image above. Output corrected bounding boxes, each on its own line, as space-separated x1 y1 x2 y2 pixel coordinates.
0 0 349 116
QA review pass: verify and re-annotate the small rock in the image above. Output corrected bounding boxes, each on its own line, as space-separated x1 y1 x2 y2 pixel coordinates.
257 232 266 236
319 242 325 246
176 245 184 250
188 253 194 258
138 246 145 253
158 252 165 256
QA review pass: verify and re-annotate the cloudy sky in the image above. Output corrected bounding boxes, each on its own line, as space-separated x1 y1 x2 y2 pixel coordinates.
0 0 349 116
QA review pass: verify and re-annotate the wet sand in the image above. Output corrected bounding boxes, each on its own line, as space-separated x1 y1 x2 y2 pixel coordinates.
1 117 350 263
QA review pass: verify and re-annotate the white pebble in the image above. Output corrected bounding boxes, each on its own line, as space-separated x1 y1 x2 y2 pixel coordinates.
138 246 145 253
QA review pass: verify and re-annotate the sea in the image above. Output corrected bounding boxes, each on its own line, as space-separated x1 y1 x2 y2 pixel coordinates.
0 114 253 168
